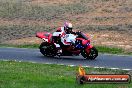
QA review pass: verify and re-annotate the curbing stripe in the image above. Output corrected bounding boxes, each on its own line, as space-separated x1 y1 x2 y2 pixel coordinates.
31 61 37 63
58 64 65 65
98 67 105 68
109 68 119 70
0 60 132 71
94 67 100 68
45 62 51 64
68 65 75 67
122 69 132 71
82 66 90 68
2 59 9 61
102 53 132 57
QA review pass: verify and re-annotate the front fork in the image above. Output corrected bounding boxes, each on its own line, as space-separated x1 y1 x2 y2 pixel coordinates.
84 44 93 55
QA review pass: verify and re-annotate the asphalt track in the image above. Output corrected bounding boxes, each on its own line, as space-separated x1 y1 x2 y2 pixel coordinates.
0 47 132 70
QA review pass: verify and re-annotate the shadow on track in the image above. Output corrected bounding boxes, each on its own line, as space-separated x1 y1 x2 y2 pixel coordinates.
36 55 98 62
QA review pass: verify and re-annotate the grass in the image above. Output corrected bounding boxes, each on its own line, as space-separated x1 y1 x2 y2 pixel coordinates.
0 1 92 20
0 24 132 43
0 60 131 88
96 46 124 54
95 46 132 55
0 25 55 42
0 44 40 49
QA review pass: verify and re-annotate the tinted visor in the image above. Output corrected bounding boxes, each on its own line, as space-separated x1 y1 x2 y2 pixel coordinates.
67 27 72 30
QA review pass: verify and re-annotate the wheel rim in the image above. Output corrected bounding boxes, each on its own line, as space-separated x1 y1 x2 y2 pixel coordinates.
42 45 56 56
89 49 97 59
81 50 87 58
81 47 98 60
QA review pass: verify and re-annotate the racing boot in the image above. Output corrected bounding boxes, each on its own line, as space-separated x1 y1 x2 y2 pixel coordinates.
54 43 62 56
57 48 62 57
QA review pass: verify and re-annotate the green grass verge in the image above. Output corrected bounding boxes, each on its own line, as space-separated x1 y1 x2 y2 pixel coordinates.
96 46 132 55
96 46 124 54
95 46 131 55
0 44 131 55
0 60 131 88
0 44 39 49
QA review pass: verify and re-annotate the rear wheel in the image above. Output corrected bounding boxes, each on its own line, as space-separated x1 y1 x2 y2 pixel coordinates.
39 42 57 57
81 47 98 60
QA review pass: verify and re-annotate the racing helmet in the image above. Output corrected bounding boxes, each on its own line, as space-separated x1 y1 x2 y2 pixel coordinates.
64 22 73 34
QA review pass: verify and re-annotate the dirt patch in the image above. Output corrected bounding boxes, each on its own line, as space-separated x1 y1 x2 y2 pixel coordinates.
3 37 42 45
0 0 132 26
0 12 132 26
88 31 132 51
26 0 78 5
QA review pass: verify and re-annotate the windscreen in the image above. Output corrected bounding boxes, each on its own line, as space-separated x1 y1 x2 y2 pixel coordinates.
77 32 88 40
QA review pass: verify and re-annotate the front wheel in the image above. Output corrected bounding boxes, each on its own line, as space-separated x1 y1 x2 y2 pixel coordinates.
39 42 57 57
81 47 98 60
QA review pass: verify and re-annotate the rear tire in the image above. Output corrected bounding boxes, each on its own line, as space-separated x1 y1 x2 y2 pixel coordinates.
81 47 98 60
39 42 57 57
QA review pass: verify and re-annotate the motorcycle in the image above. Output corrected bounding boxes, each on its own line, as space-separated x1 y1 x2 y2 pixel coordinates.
36 31 98 60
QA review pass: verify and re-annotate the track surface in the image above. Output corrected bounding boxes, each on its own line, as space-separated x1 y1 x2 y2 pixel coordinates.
0 48 132 69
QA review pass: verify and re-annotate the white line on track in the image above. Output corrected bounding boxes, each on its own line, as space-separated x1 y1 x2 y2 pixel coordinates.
1 59 132 71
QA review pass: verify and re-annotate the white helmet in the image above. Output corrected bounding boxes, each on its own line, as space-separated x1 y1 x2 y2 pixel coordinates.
64 22 73 33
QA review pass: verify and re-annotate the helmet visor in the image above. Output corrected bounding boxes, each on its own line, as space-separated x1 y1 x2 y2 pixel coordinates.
66 27 72 33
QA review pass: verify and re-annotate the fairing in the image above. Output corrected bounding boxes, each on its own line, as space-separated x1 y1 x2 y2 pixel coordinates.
36 32 53 43
36 32 50 39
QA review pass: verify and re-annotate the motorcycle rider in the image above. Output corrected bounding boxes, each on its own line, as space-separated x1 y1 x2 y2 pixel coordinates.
53 22 75 55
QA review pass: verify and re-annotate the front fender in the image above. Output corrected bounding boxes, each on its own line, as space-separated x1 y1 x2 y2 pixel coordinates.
85 44 93 54
86 44 93 49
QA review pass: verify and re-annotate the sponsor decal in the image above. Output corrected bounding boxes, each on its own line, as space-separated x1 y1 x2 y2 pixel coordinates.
76 66 131 84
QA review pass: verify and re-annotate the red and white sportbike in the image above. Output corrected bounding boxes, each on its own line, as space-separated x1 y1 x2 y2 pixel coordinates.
36 31 98 60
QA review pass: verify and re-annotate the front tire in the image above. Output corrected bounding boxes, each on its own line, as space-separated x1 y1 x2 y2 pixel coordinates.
39 42 57 57
81 47 98 60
